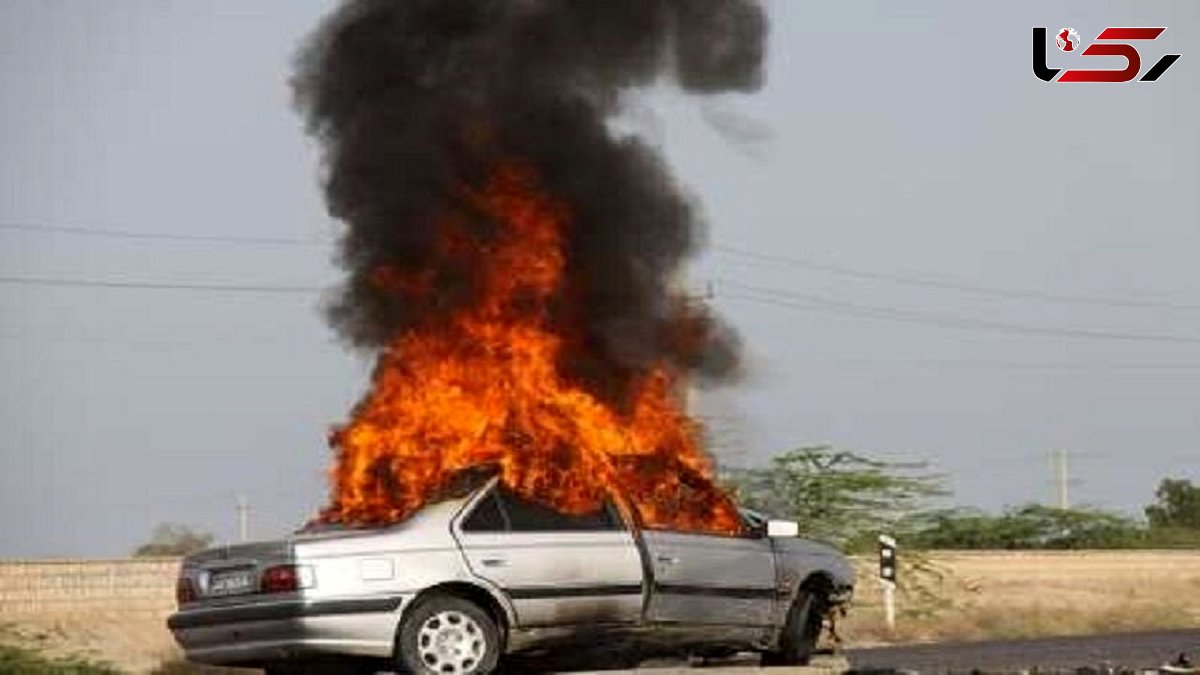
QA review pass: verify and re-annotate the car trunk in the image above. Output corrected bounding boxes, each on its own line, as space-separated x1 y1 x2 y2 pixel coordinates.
181 539 296 605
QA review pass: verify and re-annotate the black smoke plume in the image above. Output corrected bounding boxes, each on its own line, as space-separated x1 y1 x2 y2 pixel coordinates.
294 0 766 406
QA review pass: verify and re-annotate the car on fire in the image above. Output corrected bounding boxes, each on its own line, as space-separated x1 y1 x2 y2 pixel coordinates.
168 476 855 674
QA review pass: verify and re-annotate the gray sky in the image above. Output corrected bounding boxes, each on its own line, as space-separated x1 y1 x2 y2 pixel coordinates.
2 1 1198 557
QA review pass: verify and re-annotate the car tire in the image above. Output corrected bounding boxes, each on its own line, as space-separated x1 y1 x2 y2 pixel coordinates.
761 589 826 666
397 594 501 675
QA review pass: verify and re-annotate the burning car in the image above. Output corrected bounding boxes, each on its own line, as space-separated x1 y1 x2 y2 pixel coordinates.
168 475 854 674
167 4 851 672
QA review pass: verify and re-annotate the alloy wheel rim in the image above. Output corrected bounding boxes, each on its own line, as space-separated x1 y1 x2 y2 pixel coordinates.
416 609 487 674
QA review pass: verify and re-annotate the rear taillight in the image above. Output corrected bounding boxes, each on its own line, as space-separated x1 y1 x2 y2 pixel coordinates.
260 565 315 594
175 577 197 606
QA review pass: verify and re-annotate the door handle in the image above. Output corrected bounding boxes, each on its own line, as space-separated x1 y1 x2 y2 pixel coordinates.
656 555 680 565
480 558 507 568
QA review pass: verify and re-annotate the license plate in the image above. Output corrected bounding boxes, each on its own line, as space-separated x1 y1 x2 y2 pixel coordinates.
207 569 256 596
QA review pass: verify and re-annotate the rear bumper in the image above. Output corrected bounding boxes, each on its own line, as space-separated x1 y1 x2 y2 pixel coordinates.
169 595 410 666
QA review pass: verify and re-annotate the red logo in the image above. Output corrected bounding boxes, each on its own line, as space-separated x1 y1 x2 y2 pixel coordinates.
1033 26 1181 82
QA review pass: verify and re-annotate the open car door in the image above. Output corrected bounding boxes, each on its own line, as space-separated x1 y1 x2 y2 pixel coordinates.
640 527 778 627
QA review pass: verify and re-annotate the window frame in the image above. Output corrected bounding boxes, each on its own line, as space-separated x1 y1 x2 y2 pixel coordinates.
459 489 511 533
458 483 627 534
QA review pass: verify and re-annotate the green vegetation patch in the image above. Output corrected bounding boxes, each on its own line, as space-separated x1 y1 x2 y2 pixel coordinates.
0 642 120 675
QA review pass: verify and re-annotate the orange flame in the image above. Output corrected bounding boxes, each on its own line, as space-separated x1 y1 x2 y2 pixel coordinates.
322 161 741 535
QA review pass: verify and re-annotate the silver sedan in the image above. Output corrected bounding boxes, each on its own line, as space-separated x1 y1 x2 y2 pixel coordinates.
169 478 854 674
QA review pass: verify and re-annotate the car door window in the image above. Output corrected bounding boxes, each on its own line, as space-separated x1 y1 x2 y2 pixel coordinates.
461 491 508 532
496 489 622 532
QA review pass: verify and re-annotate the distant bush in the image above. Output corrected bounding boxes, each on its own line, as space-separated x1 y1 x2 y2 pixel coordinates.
909 504 1148 550
908 477 1200 550
1141 525 1200 548
133 523 214 558
1145 478 1200 530
727 445 1200 551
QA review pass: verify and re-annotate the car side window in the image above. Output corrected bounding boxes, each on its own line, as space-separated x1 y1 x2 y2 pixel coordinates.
461 491 508 532
496 489 622 532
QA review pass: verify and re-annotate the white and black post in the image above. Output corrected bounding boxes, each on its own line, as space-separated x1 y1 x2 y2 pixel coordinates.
878 533 897 632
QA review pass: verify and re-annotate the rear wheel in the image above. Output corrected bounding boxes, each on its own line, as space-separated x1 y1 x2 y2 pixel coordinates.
762 590 826 666
397 594 501 675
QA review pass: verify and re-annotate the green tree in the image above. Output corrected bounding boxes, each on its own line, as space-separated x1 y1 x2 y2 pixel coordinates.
724 444 946 550
1145 478 1200 530
133 523 214 557
725 445 955 621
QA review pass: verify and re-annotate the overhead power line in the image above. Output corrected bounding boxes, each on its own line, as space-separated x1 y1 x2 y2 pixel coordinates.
8 220 1200 313
5 272 1200 343
720 279 1200 344
0 220 328 246
0 275 323 294
714 243 1200 312
785 357 1200 371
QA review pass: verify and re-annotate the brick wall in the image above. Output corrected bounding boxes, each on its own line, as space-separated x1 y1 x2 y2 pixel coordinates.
0 558 180 615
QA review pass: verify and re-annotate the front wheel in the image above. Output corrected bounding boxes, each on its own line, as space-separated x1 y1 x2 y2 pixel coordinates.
761 590 826 666
397 594 501 675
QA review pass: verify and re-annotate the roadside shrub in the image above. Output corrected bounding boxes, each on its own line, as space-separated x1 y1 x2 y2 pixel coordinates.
910 505 1148 550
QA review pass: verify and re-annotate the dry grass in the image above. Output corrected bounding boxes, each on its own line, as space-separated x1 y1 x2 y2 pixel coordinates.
3 552 1199 672
839 550 1200 645
0 613 185 674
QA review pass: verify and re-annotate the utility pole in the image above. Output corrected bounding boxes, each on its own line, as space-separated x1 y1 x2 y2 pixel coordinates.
236 494 249 542
1052 449 1069 510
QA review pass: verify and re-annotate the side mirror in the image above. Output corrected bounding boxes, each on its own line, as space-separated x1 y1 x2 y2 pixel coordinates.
766 519 799 538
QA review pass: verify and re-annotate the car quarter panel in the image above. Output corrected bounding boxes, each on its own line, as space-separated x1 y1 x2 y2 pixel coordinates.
172 612 400 663
170 497 500 665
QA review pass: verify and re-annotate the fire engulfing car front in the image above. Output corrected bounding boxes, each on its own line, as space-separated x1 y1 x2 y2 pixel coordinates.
168 478 855 675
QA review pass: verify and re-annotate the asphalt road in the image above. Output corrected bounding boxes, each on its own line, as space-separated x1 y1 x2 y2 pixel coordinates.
550 629 1200 673
847 629 1200 672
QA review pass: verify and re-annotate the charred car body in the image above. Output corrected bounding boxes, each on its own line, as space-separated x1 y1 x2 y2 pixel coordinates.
169 478 854 674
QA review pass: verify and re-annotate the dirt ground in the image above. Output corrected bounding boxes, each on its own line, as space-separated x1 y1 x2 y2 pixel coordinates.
840 550 1200 645
3 551 1199 673
0 613 187 673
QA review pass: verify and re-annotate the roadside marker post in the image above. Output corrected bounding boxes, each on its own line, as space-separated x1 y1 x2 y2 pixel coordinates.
878 534 897 633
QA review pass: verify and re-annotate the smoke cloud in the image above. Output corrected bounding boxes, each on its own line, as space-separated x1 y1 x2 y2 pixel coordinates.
294 0 766 407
